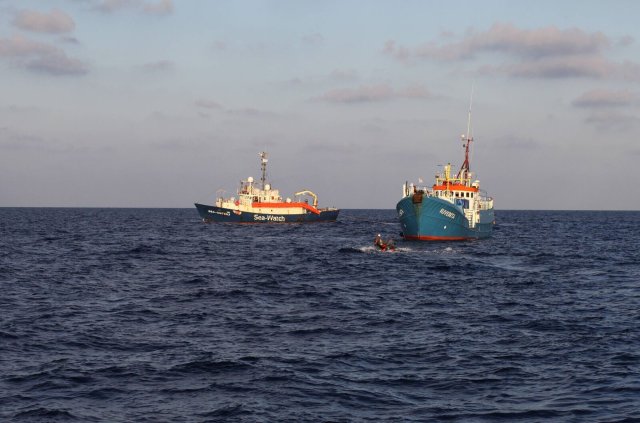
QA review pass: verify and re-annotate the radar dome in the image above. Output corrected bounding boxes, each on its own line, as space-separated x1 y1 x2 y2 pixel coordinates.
247 176 254 183
265 184 271 190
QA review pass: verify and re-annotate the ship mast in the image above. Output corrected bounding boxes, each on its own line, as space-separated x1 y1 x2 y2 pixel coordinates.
259 152 268 189
458 134 472 180
457 85 474 181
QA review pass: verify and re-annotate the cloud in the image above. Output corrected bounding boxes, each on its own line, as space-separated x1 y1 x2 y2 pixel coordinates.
192 99 279 119
13 9 75 34
212 40 227 51
140 59 174 72
27 53 87 75
383 40 410 62
61 36 81 45
195 99 222 110
617 35 635 47
384 23 640 81
0 104 42 115
0 35 51 57
573 89 638 108
0 35 87 76
483 55 613 79
315 83 432 104
301 33 323 47
585 111 640 131
94 0 173 15
280 69 359 89
143 0 173 16
617 61 640 82
385 23 609 62
397 83 432 99
329 69 358 82
225 107 279 118
94 0 138 13
0 128 46 151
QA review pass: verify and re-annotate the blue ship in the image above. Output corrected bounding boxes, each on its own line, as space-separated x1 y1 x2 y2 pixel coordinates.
195 152 339 224
396 122 495 240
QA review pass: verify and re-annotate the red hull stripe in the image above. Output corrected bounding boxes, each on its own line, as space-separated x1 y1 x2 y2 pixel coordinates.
252 202 320 215
432 184 478 192
403 235 471 241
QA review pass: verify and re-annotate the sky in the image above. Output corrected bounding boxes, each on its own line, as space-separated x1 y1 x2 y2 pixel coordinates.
1 0 639 210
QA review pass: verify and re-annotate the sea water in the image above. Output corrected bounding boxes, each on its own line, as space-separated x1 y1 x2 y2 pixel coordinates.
1 208 639 421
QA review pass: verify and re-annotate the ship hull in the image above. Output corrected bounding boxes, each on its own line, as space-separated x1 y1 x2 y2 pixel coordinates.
194 203 339 223
396 196 493 240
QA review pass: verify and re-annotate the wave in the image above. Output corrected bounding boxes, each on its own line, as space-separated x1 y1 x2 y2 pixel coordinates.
110 243 167 256
198 404 250 419
0 330 19 340
338 247 364 254
13 407 79 421
169 359 252 374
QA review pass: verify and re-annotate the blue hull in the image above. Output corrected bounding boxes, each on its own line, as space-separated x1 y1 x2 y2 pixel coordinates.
396 196 493 240
194 203 339 223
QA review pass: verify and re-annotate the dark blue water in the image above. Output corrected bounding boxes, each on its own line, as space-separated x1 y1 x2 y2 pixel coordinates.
1 208 639 422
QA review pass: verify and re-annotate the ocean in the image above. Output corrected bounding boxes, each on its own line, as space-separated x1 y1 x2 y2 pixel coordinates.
1 208 639 422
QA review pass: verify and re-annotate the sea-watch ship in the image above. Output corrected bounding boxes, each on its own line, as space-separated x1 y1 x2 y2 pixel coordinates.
195 152 339 223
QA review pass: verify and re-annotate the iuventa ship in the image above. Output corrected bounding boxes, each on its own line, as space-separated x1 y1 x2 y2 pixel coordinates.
195 152 339 223
396 125 495 240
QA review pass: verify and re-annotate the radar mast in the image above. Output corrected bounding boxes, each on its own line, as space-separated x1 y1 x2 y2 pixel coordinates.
259 152 268 189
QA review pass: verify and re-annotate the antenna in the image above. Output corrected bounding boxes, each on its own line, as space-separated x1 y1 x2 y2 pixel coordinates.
466 81 474 141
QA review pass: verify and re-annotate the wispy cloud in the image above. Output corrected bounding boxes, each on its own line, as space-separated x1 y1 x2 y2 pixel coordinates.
28 53 87 76
573 89 638 108
140 59 174 72
617 35 635 47
585 111 640 131
0 127 45 151
94 0 137 13
0 104 42 115
329 69 358 82
0 127 85 153
143 0 173 16
315 83 432 104
13 9 75 34
301 33 323 47
212 40 227 51
280 69 359 88
480 55 612 79
225 107 280 118
61 36 81 45
384 23 640 81
195 99 222 110
385 23 609 62
93 0 173 16
0 35 87 76
193 99 279 119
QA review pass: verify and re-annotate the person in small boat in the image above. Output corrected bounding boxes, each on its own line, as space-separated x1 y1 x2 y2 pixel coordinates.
374 234 395 251
374 234 384 249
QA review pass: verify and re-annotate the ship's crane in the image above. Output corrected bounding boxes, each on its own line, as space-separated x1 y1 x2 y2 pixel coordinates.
294 190 318 208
